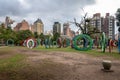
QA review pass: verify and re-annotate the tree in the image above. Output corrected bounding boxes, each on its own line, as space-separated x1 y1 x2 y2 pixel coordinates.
0 27 17 45
39 33 45 45
39 33 44 40
15 30 33 45
73 13 88 34
53 32 60 41
34 32 38 38
74 17 100 38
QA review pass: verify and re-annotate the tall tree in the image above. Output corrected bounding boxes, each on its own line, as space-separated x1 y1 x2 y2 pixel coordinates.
73 13 88 34
74 17 100 37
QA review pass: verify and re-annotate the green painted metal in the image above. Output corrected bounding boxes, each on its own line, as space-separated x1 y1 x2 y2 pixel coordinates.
73 34 93 51
101 32 106 53
7 39 14 46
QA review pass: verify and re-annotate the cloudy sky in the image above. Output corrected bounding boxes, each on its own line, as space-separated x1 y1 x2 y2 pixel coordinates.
0 0 120 33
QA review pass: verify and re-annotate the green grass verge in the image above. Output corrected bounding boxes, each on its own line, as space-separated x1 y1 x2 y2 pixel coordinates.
34 46 120 59
0 54 26 72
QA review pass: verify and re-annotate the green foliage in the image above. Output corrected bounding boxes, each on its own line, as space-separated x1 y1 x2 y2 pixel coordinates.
15 30 33 44
53 32 60 41
39 33 44 40
0 27 17 43
34 32 38 38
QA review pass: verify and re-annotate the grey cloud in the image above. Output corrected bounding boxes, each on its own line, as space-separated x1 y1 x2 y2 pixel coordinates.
0 0 22 16
0 0 96 31
0 0 96 17
26 0 95 13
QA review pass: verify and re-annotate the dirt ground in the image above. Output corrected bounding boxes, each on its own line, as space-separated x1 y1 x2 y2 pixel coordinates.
1 47 120 80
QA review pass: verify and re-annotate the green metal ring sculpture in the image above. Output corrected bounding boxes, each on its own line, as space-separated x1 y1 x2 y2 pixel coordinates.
52 41 58 47
73 34 93 51
7 39 14 46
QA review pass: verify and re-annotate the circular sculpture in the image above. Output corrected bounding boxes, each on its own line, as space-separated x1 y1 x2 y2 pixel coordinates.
26 39 35 49
101 32 106 53
72 34 93 51
7 39 14 46
52 41 58 47
112 40 118 47
23 40 27 46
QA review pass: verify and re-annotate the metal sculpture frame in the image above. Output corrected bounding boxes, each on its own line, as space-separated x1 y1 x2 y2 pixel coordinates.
72 34 93 51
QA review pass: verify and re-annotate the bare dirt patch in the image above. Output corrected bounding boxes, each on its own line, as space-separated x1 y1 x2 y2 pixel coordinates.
0 47 120 80
16 48 120 80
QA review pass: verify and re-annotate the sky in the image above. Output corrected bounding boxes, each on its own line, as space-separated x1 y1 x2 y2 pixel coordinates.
0 0 120 33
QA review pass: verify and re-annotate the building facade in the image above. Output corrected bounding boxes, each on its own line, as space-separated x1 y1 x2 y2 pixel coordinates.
91 13 102 32
63 23 75 38
104 13 115 39
14 20 30 31
31 19 44 35
53 22 61 34
5 16 14 29
63 23 70 35
90 13 115 39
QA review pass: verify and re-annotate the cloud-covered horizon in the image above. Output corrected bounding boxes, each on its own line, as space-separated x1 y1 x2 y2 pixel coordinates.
0 0 96 31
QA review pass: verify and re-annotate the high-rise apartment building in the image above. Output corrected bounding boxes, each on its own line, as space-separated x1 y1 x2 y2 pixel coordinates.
31 19 44 35
90 13 115 39
104 13 115 39
91 13 102 32
53 22 61 34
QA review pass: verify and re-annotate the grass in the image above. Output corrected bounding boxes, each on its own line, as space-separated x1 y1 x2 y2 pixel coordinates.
0 50 27 80
0 54 26 72
34 45 120 59
34 46 80 52
1 46 120 59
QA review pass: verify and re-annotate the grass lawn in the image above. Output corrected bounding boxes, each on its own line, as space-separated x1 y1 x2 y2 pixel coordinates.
34 45 120 59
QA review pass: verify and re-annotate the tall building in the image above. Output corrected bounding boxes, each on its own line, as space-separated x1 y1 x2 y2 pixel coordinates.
103 13 115 39
5 16 14 29
91 13 102 32
63 23 70 35
63 23 75 38
90 13 115 39
14 20 30 31
31 19 44 35
53 22 61 34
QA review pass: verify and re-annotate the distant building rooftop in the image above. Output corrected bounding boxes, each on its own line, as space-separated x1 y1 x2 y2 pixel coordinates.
34 18 43 24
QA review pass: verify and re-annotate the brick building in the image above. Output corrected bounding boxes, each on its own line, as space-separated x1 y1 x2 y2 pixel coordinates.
14 20 30 31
